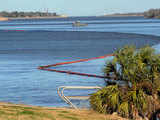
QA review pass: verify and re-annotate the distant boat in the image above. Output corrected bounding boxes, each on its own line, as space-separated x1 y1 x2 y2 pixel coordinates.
72 21 88 27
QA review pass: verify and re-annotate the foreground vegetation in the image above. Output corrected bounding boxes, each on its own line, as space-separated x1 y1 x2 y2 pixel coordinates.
90 46 160 119
0 102 127 120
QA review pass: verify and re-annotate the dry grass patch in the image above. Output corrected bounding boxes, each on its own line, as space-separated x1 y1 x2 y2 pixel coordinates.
0 102 127 120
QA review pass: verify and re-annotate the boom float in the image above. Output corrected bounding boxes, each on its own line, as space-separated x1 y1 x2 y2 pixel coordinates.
38 54 113 78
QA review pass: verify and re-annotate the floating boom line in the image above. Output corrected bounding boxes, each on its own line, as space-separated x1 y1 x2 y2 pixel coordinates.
38 54 113 78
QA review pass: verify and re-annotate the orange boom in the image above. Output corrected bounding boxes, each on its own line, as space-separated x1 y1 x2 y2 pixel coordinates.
38 54 113 78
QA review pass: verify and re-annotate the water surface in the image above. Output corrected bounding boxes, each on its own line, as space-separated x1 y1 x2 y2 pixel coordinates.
0 16 160 107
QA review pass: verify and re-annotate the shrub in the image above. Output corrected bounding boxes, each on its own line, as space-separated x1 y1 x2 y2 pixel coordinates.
90 45 160 119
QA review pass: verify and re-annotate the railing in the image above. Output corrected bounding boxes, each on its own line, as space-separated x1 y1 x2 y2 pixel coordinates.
57 86 102 109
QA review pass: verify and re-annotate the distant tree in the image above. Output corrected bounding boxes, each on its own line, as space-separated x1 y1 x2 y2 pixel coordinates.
144 8 160 18
0 11 59 18
0 11 9 17
11 11 19 17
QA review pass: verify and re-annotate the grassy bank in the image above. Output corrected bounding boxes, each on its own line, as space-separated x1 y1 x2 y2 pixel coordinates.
0 102 127 120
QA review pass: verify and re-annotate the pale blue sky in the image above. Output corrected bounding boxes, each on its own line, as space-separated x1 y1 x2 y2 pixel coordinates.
1 0 160 16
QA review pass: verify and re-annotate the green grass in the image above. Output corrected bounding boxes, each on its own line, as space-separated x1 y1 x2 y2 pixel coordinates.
57 110 70 113
58 113 79 120
19 110 35 115
0 103 126 120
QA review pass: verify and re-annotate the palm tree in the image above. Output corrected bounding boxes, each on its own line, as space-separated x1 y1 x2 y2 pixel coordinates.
90 45 160 119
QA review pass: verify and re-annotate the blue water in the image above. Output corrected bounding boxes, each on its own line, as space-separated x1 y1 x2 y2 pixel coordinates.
0 16 160 107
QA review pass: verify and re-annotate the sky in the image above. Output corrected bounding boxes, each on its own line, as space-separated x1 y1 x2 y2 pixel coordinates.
1 0 160 16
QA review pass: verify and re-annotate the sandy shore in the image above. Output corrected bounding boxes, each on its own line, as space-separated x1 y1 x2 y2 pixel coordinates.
0 15 67 21
0 17 9 21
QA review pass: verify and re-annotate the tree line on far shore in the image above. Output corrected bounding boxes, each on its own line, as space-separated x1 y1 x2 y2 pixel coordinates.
144 8 160 18
0 11 58 18
0 9 160 19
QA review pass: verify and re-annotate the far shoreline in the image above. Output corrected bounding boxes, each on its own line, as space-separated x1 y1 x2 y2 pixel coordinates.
98 14 144 17
1 14 146 21
8 15 68 20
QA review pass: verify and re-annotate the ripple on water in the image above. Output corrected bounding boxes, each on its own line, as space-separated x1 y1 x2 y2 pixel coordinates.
0 30 160 107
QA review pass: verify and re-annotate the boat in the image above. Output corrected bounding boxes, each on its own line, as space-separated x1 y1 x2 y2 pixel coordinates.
72 21 88 27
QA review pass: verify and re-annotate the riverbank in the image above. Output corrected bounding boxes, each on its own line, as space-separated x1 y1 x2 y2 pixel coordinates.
8 15 68 20
0 102 127 120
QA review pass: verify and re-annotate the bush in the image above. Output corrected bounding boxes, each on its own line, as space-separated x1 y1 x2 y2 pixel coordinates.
90 45 160 119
